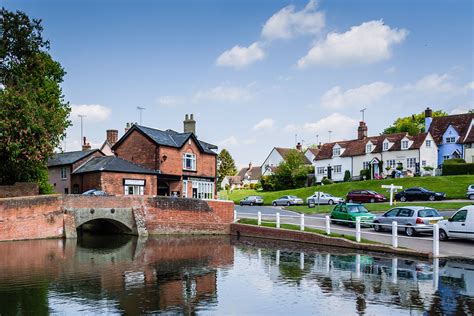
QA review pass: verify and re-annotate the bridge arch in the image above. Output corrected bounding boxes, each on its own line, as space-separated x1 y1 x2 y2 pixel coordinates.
68 207 138 236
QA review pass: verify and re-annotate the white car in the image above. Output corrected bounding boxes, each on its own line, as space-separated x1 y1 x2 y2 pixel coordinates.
467 184 474 200
438 206 474 241
306 192 344 205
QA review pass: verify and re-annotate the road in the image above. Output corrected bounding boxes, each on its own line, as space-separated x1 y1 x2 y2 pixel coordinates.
235 205 474 260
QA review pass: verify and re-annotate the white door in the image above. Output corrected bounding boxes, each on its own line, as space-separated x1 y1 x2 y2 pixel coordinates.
447 209 468 238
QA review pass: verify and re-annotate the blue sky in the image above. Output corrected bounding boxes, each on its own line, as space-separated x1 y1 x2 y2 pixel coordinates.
4 0 474 168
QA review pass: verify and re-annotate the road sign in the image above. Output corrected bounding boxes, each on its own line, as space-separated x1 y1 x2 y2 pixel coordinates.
382 184 403 206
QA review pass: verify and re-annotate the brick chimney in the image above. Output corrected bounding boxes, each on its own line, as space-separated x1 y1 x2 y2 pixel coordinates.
248 162 252 170
125 122 131 134
106 129 118 146
357 121 368 140
296 142 302 151
184 114 196 134
82 137 91 151
425 107 433 132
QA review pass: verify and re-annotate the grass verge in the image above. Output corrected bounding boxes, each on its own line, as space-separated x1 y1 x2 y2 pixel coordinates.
238 218 379 245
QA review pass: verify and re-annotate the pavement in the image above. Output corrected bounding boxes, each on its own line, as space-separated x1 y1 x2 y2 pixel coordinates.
235 205 474 260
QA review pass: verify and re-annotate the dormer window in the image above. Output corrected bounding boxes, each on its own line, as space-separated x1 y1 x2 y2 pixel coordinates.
183 153 196 171
445 137 456 143
401 140 409 150
333 147 341 156
366 143 373 153
383 142 389 151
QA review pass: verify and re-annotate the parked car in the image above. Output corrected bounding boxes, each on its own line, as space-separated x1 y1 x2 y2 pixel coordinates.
373 206 443 237
438 205 474 241
346 190 386 203
395 187 445 202
330 203 376 227
307 192 344 205
272 195 304 206
239 196 264 206
467 185 474 200
82 189 107 196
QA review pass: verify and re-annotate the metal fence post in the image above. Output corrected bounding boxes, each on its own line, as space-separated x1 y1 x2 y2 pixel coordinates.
392 221 398 248
300 213 305 231
356 217 361 242
257 211 261 226
325 215 331 235
433 224 440 257
276 212 280 228
233 210 237 222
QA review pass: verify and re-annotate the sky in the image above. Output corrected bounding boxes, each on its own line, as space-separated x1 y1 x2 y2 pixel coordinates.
4 0 474 168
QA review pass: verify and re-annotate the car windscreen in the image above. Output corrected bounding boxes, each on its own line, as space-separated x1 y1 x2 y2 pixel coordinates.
418 209 440 217
367 191 377 195
289 196 298 199
348 205 369 213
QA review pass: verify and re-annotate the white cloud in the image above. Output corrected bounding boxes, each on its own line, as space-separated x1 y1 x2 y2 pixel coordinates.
284 113 358 141
216 42 265 68
450 107 473 115
262 0 325 40
320 82 393 109
297 20 408 68
242 138 257 145
217 136 238 147
70 104 111 122
465 81 474 91
403 73 454 92
253 118 274 130
156 96 186 107
193 85 252 102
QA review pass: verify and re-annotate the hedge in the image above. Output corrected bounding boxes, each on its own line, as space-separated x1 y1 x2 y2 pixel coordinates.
442 162 474 175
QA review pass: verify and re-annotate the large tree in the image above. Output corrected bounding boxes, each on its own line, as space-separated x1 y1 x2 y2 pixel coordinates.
217 149 237 188
382 109 447 135
271 149 311 190
0 8 71 192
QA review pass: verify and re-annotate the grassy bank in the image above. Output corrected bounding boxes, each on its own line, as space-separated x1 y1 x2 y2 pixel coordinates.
220 175 473 205
286 201 469 214
238 218 378 244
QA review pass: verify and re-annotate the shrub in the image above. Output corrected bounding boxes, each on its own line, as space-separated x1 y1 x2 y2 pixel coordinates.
254 182 262 190
442 160 474 175
360 169 371 180
249 183 256 190
322 177 333 185
343 170 351 182
443 158 466 164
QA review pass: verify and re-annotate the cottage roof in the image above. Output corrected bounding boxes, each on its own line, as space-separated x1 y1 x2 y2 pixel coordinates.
274 147 312 164
306 147 320 157
225 175 242 185
73 156 158 175
237 166 262 181
47 149 102 167
428 113 474 144
464 127 474 143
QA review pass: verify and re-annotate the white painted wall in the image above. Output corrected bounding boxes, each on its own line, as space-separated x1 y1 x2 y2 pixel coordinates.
418 133 438 175
465 145 474 163
261 148 284 176
352 153 382 178
381 149 419 174
305 150 316 164
314 156 352 182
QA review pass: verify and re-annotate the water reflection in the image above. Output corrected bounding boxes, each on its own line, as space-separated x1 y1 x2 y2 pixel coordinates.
0 235 472 315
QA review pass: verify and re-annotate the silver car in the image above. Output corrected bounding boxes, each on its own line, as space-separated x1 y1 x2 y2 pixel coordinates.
272 195 304 206
467 184 474 200
239 196 264 206
373 206 443 237
307 192 344 205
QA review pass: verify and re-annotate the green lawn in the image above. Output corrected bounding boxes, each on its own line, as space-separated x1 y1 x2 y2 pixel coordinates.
220 175 473 205
286 201 469 214
238 218 378 244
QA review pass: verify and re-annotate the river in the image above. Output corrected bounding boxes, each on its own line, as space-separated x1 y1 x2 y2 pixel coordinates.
0 234 472 315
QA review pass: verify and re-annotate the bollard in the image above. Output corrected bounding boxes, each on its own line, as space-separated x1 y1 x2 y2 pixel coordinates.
355 254 361 278
392 258 398 284
300 213 305 231
392 221 398 248
433 258 439 291
257 211 262 226
300 252 305 270
276 212 280 228
356 217 361 242
433 224 440 257
325 215 331 235
234 210 237 222
276 250 280 266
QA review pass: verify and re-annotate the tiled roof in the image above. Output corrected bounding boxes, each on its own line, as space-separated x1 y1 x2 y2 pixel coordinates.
315 140 351 160
274 147 312 164
225 175 242 185
47 149 102 167
428 113 474 144
73 156 158 175
237 166 262 181
464 128 474 143
306 147 320 156
114 125 218 155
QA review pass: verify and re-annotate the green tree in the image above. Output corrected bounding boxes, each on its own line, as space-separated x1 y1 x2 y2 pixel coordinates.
382 109 447 135
217 149 237 188
0 8 71 192
272 149 311 190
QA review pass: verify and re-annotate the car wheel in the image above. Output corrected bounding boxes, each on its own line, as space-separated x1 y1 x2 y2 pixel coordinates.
405 226 416 237
250 202 254 206
287 201 291 206
400 196 407 202
439 229 449 241
429 195 435 201
348 220 355 228
373 221 382 232
330 216 337 224
370 198 375 203
272 202 277 206
469 194 474 200
240 202 243 206
328 199 334 205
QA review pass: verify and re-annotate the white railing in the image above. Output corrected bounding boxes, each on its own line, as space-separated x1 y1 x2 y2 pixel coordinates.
235 211 440 257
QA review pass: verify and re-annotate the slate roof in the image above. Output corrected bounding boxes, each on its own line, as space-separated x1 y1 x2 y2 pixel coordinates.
73 156 158 175
47 149 102 167
428 113 474 144
274 147 312 164
237 166 262 181
113 125 217 155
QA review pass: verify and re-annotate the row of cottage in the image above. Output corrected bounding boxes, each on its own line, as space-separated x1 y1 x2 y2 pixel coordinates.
224 108 474 188
48 114 219 198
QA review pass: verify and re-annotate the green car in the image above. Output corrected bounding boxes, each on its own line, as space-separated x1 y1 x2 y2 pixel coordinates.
330 203 376 227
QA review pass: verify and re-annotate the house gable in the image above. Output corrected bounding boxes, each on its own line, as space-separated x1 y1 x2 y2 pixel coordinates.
442 124 460 144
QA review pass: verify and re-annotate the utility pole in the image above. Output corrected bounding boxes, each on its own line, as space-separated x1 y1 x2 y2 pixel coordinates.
78 115 86 145
316 134 319 145
360 108 367 122
328 130 332 143
137 106 145 125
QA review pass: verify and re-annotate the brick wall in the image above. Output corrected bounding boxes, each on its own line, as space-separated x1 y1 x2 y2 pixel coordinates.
71 172 158 195
114 130 158 169
0 182 39 198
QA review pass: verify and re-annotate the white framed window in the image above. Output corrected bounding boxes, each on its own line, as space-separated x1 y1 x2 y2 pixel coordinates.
192 180 214 199
60 167 67 180
386 159 396 169
425 140 431 148
422 160 427 166
366 144 372 153
401 140 409 150
383 142 389 151
125 185 144 195
407 157 416 169
363 162 369 170
334 165 342 173
445 137 456 143
332 147 341 156
183 153 196 171
317 167 325 174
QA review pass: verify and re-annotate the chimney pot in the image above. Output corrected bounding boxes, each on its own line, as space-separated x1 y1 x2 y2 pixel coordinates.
106 129 118 146
183 113 196 135
357 121 368 140
296 142 302 151
82 137 91 151
424 107 433 132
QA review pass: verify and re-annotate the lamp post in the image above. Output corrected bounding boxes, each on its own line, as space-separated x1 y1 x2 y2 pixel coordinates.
78 114 86 145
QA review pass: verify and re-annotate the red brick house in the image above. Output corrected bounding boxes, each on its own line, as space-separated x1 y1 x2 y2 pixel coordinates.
112 114 218 198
